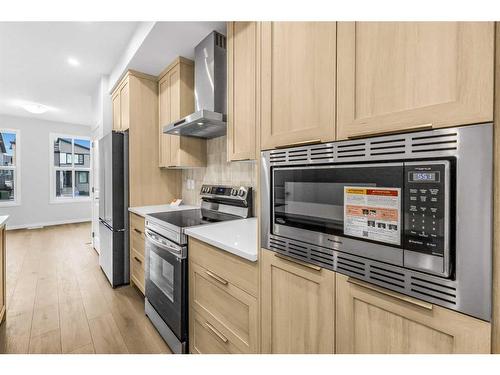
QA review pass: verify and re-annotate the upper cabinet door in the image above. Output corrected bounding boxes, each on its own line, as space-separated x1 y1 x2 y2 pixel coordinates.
336 22 494 140
119 80 130 131
158 75 172 167
260 22 336 150
227 22 258 160
168 66 182 166
112 92 121 131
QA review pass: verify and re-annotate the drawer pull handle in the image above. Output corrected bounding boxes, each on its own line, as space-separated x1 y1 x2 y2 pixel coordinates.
134 228 143 235
347 124 433 139
275 139 322 149
205 270 228 285
134 256 142 264
274 253 322 271
346 277 433 310
205 322 228 343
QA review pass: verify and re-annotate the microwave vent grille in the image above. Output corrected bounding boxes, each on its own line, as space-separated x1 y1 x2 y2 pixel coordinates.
369 138 406 157
266 128 461 165
410 133 458 154
368 263 406 289
309 144 335 162
410 276 457 305
268 235 334 269
287 148 309 162
336 253 366 278
337 142 367 159
269 151 287 163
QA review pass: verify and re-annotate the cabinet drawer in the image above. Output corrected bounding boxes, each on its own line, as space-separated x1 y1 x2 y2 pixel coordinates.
130 229 145 258
130 249 145 294
130 213 145 235
190 310 244 354
190 262 258 353
188 238 258 297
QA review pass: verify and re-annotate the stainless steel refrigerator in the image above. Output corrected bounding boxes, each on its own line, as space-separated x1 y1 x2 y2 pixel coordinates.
98 130 129 287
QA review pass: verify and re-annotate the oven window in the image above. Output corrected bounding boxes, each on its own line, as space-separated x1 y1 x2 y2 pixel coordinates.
149 250 175 302
272 165 403 238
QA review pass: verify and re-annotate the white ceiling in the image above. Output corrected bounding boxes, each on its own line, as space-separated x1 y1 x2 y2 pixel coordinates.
125 21 226 78
0 22 138 126
0 21 227 128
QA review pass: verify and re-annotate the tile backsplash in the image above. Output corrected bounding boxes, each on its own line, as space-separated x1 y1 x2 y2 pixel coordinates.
181 136 257 207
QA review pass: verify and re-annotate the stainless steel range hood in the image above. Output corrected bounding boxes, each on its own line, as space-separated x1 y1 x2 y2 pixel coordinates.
163 31 227 139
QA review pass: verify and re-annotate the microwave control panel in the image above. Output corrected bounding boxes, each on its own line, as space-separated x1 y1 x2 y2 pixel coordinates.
403 161 449 257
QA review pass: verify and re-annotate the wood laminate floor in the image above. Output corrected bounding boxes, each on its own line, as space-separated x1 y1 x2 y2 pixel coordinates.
0 222 171 354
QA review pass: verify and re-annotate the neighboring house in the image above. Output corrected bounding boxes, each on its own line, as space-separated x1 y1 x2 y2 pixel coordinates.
54 137 90 197
0 133 15 200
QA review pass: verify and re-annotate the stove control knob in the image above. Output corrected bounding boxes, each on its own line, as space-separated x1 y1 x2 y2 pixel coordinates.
231 189 237 196
238 189 246 197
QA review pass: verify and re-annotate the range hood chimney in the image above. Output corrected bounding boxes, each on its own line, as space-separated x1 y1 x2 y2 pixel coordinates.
163 31 227 139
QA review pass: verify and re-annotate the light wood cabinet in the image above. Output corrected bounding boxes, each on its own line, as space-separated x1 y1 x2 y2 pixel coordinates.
0 224 5 325
189 238 259 354
260 248 335 354
112 80 130 131
112 92 120 131
158 57 206 168
336 22 495 139
111 71 181 207
227 22 259 161
335 274 491 353
119 80 130 130
129 213 145 294
260 22 336 150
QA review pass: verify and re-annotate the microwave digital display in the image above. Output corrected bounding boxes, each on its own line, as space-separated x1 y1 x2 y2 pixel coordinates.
409 171 440 182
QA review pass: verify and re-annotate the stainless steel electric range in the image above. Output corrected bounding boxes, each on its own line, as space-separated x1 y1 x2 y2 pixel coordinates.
144 184 252 353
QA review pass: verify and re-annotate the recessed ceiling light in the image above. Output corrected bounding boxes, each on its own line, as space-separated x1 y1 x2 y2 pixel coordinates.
22 102 50 114
197 122 204 125
67 57 80 67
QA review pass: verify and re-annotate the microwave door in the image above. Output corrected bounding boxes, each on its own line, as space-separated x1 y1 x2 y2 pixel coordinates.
271 163 404 260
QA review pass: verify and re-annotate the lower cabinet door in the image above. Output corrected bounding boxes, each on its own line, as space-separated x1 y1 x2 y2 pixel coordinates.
335 273 491 353
260 249 335 354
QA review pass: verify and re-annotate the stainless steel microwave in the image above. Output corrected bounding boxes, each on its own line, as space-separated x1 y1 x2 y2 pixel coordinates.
261 124 493 321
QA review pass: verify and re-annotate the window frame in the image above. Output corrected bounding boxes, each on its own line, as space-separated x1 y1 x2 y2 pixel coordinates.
49 133 92 204
0 128 21 207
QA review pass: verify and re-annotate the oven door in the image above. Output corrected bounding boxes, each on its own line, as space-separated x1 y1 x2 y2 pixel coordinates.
145 229 187 342
271 163 405 264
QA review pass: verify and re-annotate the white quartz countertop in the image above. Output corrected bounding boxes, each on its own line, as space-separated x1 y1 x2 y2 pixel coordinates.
128 204 199 217
0 215 8 227
185 218 258 262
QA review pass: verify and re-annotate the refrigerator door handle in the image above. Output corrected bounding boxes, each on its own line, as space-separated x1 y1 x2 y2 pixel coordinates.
99 219 113 231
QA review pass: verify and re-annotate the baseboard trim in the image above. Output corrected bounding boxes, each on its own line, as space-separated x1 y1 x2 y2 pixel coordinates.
6 218 92 230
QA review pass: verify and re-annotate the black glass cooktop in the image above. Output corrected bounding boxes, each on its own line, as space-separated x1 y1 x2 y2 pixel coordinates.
148 209 239 229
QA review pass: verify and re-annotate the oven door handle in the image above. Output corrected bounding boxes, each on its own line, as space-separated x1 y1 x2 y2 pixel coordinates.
145 229 183 258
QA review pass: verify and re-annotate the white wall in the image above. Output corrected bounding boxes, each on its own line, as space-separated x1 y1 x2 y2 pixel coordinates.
0 114 92 229
91 75 112 139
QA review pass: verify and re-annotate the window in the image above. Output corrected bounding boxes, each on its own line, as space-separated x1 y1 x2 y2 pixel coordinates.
50 134 91 201
0 129 20 206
